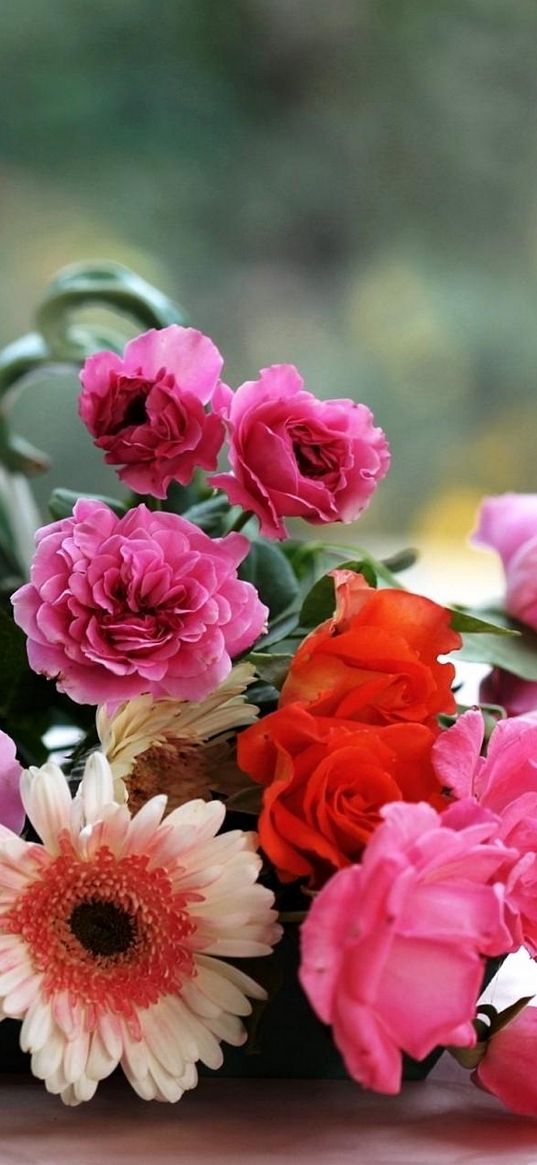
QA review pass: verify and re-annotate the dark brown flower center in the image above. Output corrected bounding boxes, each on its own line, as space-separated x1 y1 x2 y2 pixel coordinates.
69 899 136 957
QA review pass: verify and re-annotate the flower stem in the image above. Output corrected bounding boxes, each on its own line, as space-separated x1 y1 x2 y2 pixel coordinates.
228 509 254 534
278 910 308 924
142 496 163 512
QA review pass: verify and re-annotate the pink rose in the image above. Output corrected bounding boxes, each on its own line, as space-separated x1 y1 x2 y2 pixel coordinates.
472 494 537 630
79 326 225 498
473 1005 537 1116
433 709 537 953
209 364 390 540
300 800 518 1094
0 731 23 834
480 668 537 717
11 500 267 705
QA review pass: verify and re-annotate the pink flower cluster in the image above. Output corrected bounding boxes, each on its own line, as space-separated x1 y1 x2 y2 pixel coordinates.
79 330 389 539
473 493 537 630
300 710 537 1098
79 327 225 499
12 500 267 706
0 731 23 834
473 494 537 716
209 365 390 539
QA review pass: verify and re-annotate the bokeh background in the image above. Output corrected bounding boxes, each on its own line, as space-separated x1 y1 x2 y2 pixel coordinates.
2 0 536 565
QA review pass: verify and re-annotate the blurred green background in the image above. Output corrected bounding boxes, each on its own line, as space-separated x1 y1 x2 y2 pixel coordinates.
2 0 537 541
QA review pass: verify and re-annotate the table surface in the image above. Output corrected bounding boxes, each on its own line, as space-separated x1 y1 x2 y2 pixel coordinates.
1 1056 537 1165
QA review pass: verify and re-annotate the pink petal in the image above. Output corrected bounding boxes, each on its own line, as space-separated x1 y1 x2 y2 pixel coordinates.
475 1005 537 1116
432 709 485 799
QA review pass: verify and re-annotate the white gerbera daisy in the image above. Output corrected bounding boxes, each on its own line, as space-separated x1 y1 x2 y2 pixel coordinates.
96 662 258 809
0 752 280 1105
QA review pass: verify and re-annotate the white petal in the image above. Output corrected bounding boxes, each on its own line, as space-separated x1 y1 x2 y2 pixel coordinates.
122 1066 157 1101
86 1030 118 1081
141 1005 186 1077
0 941 33 977
177 1061 198 1091
165 997 223 1070
20 997 53 1053
51 990 78 1038
204 1011 246 1046
98 1012 123 1060
63 1029 90 1084
157 998 200 1063
121 1028 150 1081
60 1085 84 1106
76 805 130 860
44 1066 69 1095
20 764 71 852
145 1050 184 1102
165 799 225 841
32 1029 65 1079
195 955 267 1001
123 795 168 856
199 938 275 957
2 972 41 1016
77 752 115 824
180 981 223 1020
73 1074 98 1102
194 965 252 1016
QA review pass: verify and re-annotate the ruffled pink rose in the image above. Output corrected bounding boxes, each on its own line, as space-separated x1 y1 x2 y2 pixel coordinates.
0 731 23 834
11 500 267 705
480 667 537 717
210 364 390 540
79 326 225 498
473 1005 537 1116
299 799 518 1095
473 494 537 629
433 709 537 953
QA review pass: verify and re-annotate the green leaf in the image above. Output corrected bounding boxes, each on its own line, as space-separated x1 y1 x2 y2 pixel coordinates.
323 544 406 589
247 652 293 689
254 606 301 650
449 608 520 636
299 560 377 629
239 540 300 619
280 540 329 592
381 547 418 573
36 261 186 362
181 494 231 535
0 331 50 397
0 607 29 715
225 784 263 815
457 623 537 680
48 489 128 521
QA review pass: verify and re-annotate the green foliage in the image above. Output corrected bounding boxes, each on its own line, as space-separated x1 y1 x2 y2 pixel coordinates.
458 624 537 680
238 539 300 620
48 488 128 521
449 608 519 636
247 652 293 690
0 607 56 765
180 494 231 535
36 262 186 363
225 784 263 815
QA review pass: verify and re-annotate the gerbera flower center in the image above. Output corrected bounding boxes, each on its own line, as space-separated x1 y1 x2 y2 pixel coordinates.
3 838 199 1025
69 899 136 957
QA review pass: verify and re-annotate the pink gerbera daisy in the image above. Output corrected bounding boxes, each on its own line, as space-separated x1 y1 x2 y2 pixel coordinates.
0 754 280 1105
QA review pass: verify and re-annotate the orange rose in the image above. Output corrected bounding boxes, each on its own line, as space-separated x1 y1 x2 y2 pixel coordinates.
238 703 445 886
280 570 461 727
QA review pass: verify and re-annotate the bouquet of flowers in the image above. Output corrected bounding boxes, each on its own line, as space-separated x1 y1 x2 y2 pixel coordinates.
1 262 537 1114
